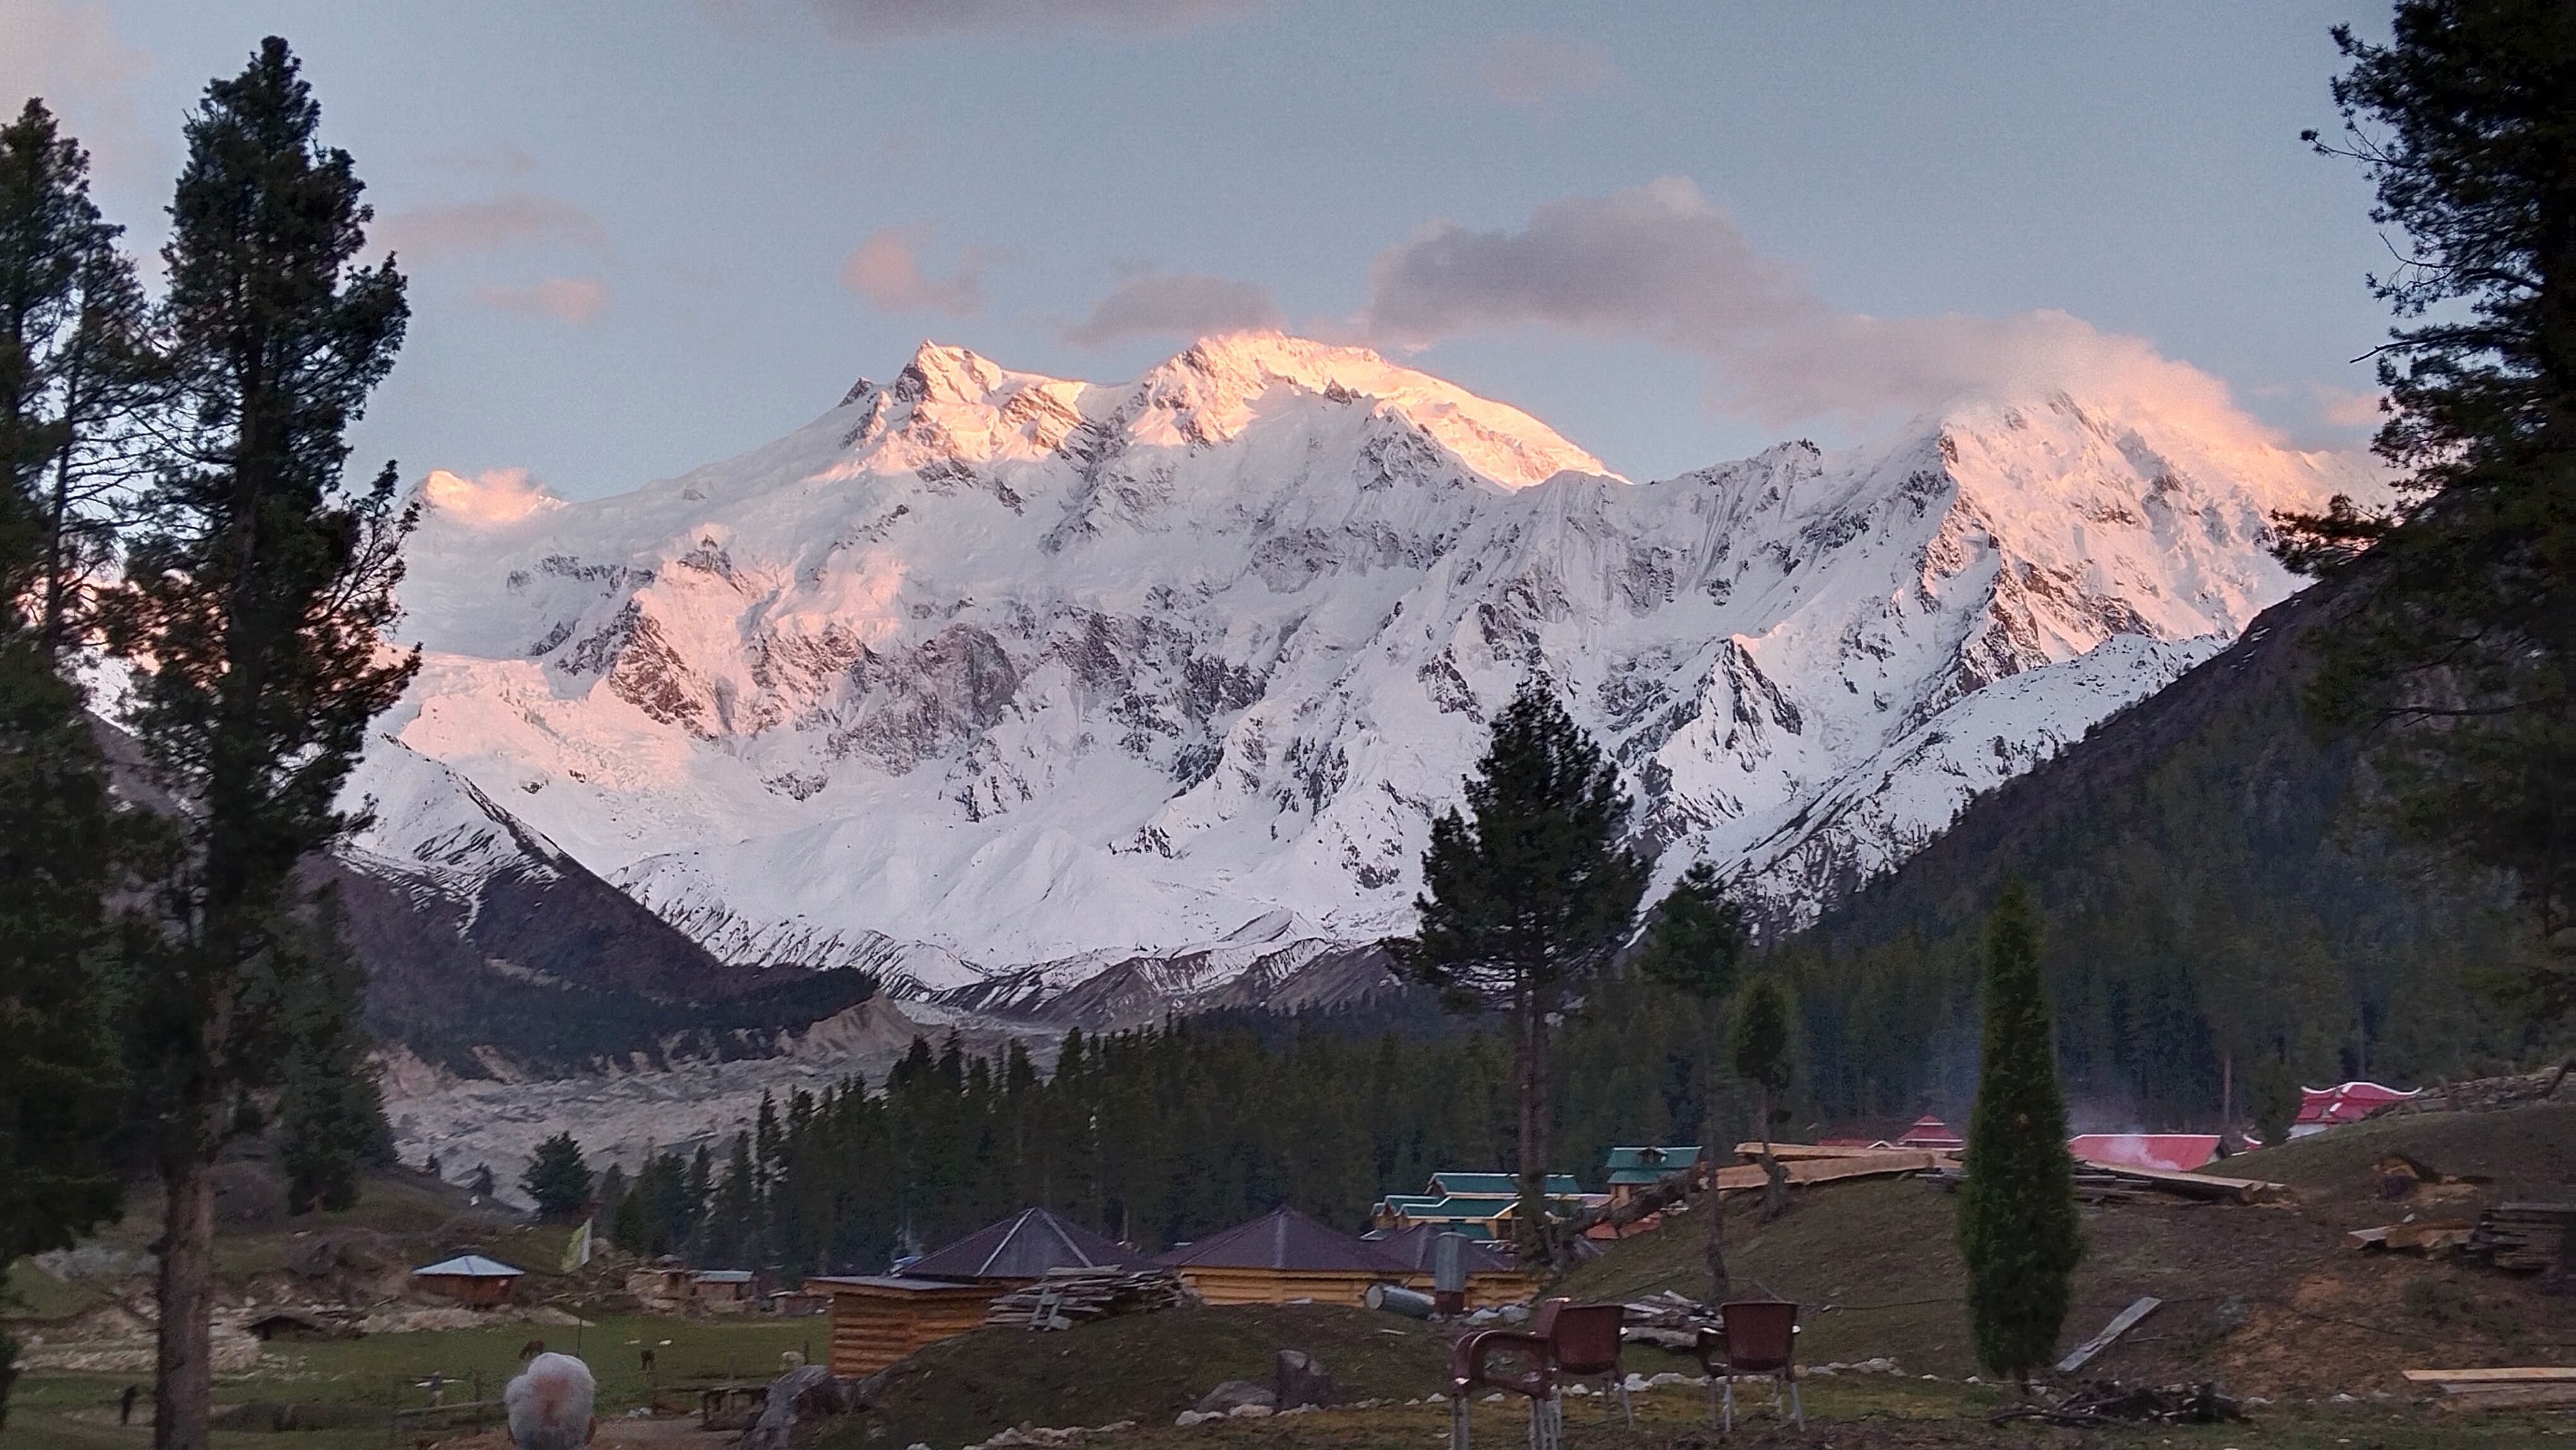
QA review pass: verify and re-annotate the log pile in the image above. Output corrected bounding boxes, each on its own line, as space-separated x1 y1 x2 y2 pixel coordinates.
982 1267 1197 1329
2469 1203 2575 1273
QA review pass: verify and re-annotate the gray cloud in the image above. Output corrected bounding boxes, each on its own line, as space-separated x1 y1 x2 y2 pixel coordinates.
1361 176 1815 351
840 227 986 315
1476 33 1615 110
1361 176 2264 435
378 191 608 265
713 0 1260 44
1061 271 1285 347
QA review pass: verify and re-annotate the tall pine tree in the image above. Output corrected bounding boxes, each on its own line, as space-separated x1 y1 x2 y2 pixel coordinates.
2282 1 2576 1001
1640 861 1745 1299
0 98 137 1434
107 40 411 1450
1398 680 1645 1261
1956 882 2082 1387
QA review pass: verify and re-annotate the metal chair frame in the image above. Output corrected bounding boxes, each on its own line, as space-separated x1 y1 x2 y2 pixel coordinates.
1699 1300 1803 1432
1446 1328 1556 1450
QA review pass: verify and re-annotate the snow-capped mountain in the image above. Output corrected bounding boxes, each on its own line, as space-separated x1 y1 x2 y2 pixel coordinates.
360 333 2375 1004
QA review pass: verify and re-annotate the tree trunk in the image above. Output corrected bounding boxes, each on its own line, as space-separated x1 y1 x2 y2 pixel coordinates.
1700 1004 1730 1303
1756 1086 1789 1222
153 1135 219 1450
1515 990 1554 1264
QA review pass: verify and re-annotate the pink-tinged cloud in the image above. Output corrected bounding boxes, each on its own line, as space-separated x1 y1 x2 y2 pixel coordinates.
378 191 608 264
420 467 558 527
713 0 1261 44
841 228 985 315
1061 271 1284 347
1360 175 2293 445
0 0 159 185
469 277 613 325
1476 33 1615 110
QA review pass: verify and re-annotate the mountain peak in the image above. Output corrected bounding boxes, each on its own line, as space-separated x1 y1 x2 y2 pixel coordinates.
1128 331 1613 489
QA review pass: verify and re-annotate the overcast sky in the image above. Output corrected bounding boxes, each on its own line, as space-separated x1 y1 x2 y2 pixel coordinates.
9 0 2394 498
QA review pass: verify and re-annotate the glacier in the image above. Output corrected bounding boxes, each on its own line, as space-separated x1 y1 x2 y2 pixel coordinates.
357 333 2378 1008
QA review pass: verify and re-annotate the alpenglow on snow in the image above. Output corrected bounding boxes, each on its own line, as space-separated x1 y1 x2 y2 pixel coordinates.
359 333 2376 1005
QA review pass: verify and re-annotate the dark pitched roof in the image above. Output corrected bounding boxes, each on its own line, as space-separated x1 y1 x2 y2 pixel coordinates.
1154 1206 1409 1273
900 1207 1136 1281
1368 1223 1519 1273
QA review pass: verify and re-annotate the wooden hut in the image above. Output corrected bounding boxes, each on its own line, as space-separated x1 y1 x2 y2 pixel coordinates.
806 1276 999 1375
1367 1223 1540 1307
408 1254 523 1307
1154 1206 1409 1305
809 1207 1136 1375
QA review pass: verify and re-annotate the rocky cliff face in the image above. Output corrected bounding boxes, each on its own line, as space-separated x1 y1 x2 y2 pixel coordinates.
366 333 2377 1010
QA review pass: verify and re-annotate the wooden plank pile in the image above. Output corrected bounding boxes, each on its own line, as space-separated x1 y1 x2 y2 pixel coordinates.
2469 1203 2575 1273
1921 1159 2286 1206
2403 1367 2576 1413
982 1266 1197 1329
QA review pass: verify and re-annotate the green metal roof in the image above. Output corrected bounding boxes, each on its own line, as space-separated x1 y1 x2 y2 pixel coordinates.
1426 1171 1585 1199
1601 1146 1702 1171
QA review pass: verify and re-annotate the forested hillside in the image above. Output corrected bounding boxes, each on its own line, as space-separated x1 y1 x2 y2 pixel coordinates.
1774 578 2567 1129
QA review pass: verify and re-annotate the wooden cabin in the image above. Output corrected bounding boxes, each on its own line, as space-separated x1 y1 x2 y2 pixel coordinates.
408 1254 523 1307
809 1207 1136 1375
1154 1206 1410 1306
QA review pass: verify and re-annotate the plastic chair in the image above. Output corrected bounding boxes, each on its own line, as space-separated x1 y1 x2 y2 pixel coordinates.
1697 1300 1802 1431
1544 1303 1633 1429
1446 1324 1556 1450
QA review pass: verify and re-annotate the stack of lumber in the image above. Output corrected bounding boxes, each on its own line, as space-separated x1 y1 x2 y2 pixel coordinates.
1714 1146 1950 1192
982 1266 1196 1329
2071 1159 2285 1204
2404 1367 2576 1412
2469 1203 2575 1272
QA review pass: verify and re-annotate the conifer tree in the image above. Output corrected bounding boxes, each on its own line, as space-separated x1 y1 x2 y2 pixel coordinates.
1398 680 1646 1261
2283 1 2576 998
105 39 410 1450
273 898 391 1213
522 1133 593 1220
1729 975 1794 1220
0 97 140 1434
1640 861 1746 1299
1956 882 2082 1387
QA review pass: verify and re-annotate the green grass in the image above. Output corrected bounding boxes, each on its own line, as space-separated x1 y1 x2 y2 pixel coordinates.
3 1313 825 1450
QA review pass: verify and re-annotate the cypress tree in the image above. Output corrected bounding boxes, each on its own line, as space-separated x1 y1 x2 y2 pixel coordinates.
1398 680 1647 1261
106 40 410 1450
1640 861 1746 1299
1956 882 2082 1387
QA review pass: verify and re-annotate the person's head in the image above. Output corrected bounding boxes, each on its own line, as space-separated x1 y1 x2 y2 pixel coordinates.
504 1352 596 1450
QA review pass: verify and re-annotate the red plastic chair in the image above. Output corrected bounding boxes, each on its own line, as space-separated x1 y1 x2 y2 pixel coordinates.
1544 1303 1633 1429
1446 1324 1555 1450
1697 1300 1802 1431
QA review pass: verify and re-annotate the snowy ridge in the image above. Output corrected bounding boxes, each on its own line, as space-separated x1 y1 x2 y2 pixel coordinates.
371 334 2378 1007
